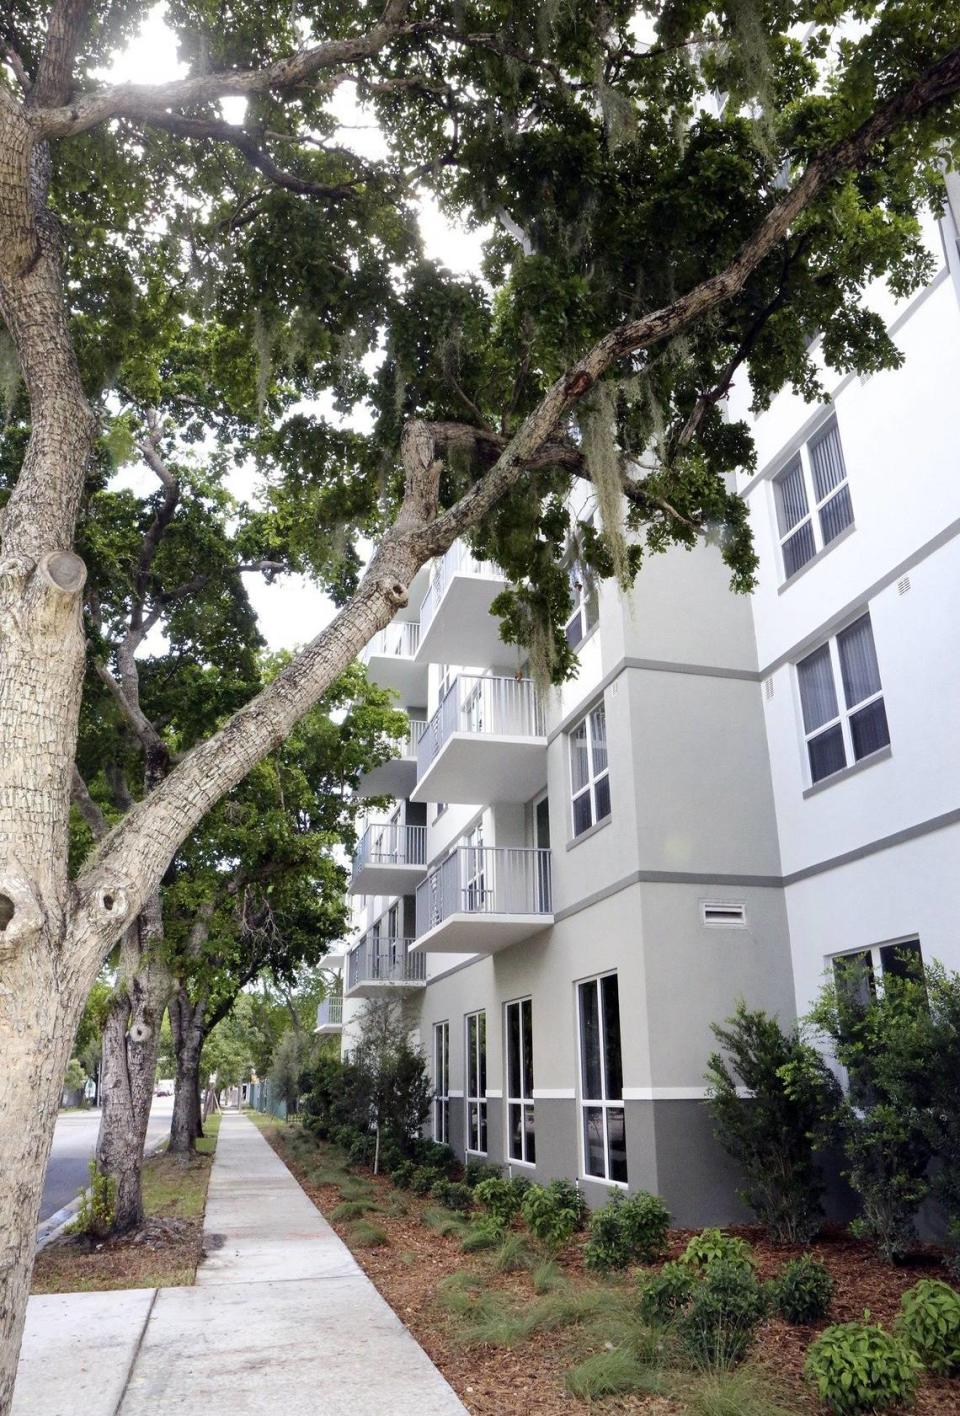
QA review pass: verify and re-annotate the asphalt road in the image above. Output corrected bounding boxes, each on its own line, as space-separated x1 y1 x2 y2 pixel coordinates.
40 1096 175 1222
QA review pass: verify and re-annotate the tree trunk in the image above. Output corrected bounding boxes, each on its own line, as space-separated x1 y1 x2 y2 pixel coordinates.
169 988 206 1156
95 906 171 1233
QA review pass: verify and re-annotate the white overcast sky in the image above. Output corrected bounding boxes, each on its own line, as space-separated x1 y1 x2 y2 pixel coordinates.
105 5 489 651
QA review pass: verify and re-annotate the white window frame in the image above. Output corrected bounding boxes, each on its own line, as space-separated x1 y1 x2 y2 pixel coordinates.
795 611 889 788
773 417 853 582
465 1010 488 1155
576 973 628 1187
828 937 924 1004
564 559 599 649
434 1020 450 1144
505 997 535 1166
569 701 610 839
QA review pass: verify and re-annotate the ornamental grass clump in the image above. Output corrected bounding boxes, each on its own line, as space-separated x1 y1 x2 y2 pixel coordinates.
805 1319 922 1414
895 1278 960 1374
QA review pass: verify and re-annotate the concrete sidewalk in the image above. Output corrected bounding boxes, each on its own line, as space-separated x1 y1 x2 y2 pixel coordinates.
14 1112 466 1415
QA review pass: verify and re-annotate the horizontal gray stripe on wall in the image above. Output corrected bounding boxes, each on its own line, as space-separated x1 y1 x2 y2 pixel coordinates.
553 868 783 924
782 804 960 886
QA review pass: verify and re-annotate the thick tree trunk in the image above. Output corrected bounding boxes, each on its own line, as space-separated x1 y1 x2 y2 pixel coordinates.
169 988 206 1155
95 906 171 1233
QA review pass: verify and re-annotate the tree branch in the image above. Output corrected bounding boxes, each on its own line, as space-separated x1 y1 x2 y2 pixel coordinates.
29 0 92 108
71 766 108 840
93 657 174 761
1 42 31 94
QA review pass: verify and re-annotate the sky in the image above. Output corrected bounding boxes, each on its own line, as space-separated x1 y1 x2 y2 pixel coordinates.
104 5 489 651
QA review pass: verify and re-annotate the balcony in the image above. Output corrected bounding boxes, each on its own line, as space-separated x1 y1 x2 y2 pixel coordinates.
358 718 426 800
345 938 426 998
411 675 547 805
360 620 428 701
314 995 343 1034
415 542 509 667
349 821 427 896
413 846 553 954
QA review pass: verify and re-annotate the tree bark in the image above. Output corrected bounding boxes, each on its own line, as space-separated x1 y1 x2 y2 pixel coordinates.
169 987 206 1155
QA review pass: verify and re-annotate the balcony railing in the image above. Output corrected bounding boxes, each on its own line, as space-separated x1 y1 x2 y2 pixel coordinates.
417 676 544 780
361 619 420 663
315 995 343 1028
348 939 426 990
352 821 426 878
419 542 504 638
416 846 552 936
399 718 426 757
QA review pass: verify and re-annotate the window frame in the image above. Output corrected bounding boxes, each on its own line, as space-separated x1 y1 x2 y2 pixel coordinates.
576 972 628 1187
795 611 890 788
505 997 535 1166
564 559 600 650
829 938 924 1003
465 1010 488 1155
433 1020 450 1145
773 417 854 582
569 700 611 839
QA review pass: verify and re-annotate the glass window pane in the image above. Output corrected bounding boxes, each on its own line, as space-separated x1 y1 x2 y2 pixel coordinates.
565 610 584 649
849 698 890 762
523 1105 536 1164
797 644 839 733
579 982 602 1099
594 773 611 824
607 1108 628 1183
521 999 534 1099
479 1101 488 1154
583 1106 605 1178
833 951 875 1010
808 724 846 783
880 940 924 983
584 586 599 632
572 790 593 837
478 1012 487 1096
837 614 882 709
570 721 590 793
782 521 816 577
809 422 847 501
819 484 853 545
601 974 623 1101
774 457 808 534
508 1103 522 1160
468 1103 478 1152
467 1015 477 1098
589 704 608 775
507 1003 521 1100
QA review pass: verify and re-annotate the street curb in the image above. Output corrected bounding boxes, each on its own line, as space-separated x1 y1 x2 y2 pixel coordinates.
36 1134 169 1253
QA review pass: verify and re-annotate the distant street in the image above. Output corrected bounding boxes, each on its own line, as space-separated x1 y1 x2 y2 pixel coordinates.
40 1096 175 1222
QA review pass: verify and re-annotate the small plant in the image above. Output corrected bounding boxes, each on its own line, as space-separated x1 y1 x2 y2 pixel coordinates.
331 1197 379 1222
492 1231 534 1273
409 1165 440 1196
347 1131 376 1167
521 1182 582 1248
680 1229 755 1273
637 1261 696 1323
349 1218 389 1248
620 1190 670 1262
676 1260 767 1369
390 1159 415 1190
542 1177 588 1228
531 1258 567 1294
422 1206 468 1238
461 1218 505 1252
434 1180 473 1214
805 1320 922 1414
584 1190 670 1272
464 1158 501 1188
770 1254 834 1325
474 1175 523 1226
681 1364 796 1416
564 1348 662 1400
896 1278 960 1374
415 1139 458 1175
71 1160 116 1239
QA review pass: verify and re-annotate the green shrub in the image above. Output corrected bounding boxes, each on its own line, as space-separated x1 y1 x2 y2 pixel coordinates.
410 1165 440 1196
521 1182 582 1248
805 1320 921 1414
464 1158 501 1188
676 1260 767 1369
347 1131 376 1167
474 1176 523 1226
896 1278 960 1374
461 1218 504 1252
440 1181 474 1214
637 1261 696 1323
543 1177 588 1228
680 1229 755 1274
620 1190 670 1262
391 1159 415 1190
770 1254 834 1325
584 1197 633 1272
415 1139 458 1175
70 1160 116 1239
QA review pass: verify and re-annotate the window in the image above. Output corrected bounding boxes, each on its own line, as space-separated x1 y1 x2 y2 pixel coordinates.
465 1011 487 1154
565 560 599 649
578 975 627 1184
434 1021 449 1144
831 939 924 1006
570 701 610 837
797 612 890 785
505 998 535 1164
774 418 853 579
463 821 487 911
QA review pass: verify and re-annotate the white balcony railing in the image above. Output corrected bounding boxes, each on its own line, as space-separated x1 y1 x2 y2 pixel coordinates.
316 995 343 1028
400 718 426 757
352 821 426 878
361 619 420 664
347 939 426 990
416 846 552 936
419 543 504 638
417 676 543 781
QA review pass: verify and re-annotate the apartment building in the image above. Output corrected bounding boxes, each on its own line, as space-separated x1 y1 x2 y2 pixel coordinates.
320 188 960 1226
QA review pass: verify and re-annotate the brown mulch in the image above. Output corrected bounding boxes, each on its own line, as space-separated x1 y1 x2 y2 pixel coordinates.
31 1215 203 1293
257 1122 960 1416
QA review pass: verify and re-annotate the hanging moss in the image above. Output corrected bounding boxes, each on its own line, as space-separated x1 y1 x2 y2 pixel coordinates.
579 382 632 590
253 306 273 418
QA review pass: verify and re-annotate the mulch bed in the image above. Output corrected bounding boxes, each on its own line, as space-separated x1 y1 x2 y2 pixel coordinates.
32 1215 203 1293
258 1121 960 1416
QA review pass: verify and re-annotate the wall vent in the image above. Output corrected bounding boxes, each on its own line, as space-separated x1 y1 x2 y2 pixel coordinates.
897 574 912 596
763 677 775 701
701 902 747 928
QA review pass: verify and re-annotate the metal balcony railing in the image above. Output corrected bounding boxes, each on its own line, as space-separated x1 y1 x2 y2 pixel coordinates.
316 995 343 1028
416 846 553 936
417 675 544 781
352 821 426 878
361 619 420 663
419 542 505 638
348 939 426 990
400 718 426 757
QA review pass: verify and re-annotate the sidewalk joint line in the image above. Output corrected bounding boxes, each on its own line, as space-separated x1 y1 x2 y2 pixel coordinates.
112 1286 158 1416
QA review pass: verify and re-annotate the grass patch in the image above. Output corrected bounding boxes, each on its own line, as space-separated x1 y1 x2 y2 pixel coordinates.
675 1365 797 1416
450 1285 629 1349
565 1348 666 1401
350 1219 389 1248
332 1198 381 1222
491 1231 534 1273
423 1207 469 1238
460 1221 503 1253
306 1166 350 1188
384 1193 409 1218
531 1258 567 1294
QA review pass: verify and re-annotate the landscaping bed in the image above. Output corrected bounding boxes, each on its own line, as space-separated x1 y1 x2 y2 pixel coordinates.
254 1115 960 1416
32 1114 221 1294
